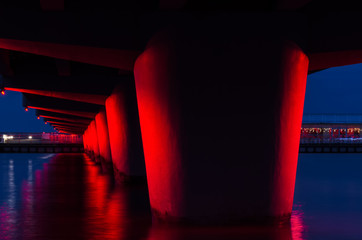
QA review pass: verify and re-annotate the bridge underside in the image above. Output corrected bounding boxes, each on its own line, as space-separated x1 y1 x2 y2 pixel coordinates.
0 1 361 224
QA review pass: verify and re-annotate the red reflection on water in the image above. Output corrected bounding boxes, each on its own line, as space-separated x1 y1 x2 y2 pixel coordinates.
0 204 11 240
16 154 151 240
82 155 151 239
3 153 307 240
145 207 306 240
82 155 121 238
291 208 306 240
147 224 294 240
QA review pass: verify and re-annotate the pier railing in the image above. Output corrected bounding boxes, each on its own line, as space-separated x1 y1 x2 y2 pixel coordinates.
0 132 82 144
0 133 83 153
300 137 362 144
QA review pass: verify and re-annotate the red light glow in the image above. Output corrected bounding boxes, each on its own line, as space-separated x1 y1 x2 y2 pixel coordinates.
95 110 112 163
28 106 95 118
291 209 305 240
134 45 183 218
105 84 145 177
87 120 100 161
5 87 107 105
133 31 309 221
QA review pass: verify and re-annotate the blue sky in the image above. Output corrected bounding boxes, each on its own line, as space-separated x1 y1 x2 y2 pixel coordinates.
0 90 55 132
304 64 362 115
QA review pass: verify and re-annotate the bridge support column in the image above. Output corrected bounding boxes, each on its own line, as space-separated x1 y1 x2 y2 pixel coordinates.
83 128 89 154
82 129 88 153
134 19 309 224
105 82 146 182
95 109 113 173
85 128 92 156
89 120 100 163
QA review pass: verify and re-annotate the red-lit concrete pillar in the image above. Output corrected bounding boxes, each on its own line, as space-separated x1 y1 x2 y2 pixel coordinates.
82 130 88 153
95 109 112 172
134 18 309 224
89 120 100 163
84 128 90 155
83 128 88 152
105 82 146 182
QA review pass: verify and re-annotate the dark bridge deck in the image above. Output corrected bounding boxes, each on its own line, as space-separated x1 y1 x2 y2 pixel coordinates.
0 143 84 153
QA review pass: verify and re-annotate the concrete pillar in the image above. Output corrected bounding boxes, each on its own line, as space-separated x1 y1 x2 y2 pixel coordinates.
134 17 309 224
95 109 113 172
82 130 88 153
89 120 100 163
105 81 146 182
84 128 90 154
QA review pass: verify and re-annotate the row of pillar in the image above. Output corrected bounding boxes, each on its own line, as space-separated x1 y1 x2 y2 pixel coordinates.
82 16 309 225
83 78 146 181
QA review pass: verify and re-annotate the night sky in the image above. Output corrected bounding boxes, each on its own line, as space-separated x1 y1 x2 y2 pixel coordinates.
0 90 55 133
0 63 361 132
304 63 362 115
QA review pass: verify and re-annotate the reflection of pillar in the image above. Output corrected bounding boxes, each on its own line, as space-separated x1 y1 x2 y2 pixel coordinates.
291 209 305 240
82 155 151 239
95 109 112 172
146 223 292 240
105 82 146 182
134 17 308 224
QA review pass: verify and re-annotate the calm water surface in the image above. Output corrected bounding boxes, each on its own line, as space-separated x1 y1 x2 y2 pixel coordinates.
0 153 361 239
